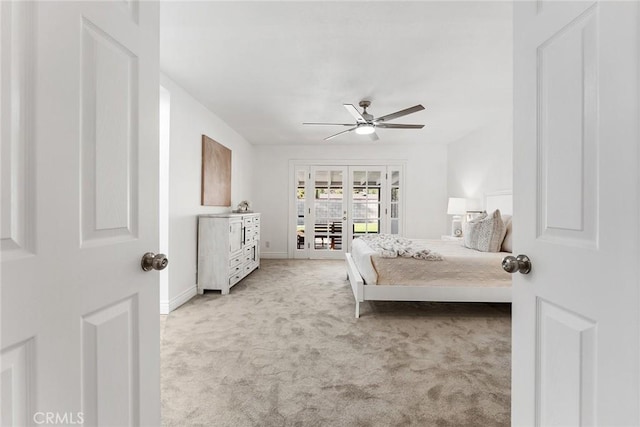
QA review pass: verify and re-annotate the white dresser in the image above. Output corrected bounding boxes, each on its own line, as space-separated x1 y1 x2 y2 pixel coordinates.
197 213 260 294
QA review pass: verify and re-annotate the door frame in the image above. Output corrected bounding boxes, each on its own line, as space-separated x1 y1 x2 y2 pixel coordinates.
287 159 406 258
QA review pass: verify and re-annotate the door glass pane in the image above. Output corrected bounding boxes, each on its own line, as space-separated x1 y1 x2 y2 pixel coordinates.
367 171 381 186
366 188 380 199
314 169 344 252
351 169 382 239
365 202 380 219
391 204 398 219
389 169 400 235
296 170 306 249
328 220 342 250
366 220 379 233
330 170 343 186
353 171 366 185
391 171 400 186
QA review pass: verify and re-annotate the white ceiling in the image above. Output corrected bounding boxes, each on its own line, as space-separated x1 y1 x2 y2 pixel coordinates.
160 1 512 146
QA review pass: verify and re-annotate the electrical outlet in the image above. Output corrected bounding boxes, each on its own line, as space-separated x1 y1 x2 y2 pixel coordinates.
265 241 270 248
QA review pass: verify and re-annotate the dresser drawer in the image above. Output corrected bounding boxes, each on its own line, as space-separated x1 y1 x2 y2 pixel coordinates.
229 272 243 287
229 263 243 276
229 254 243 268
244 215 259 225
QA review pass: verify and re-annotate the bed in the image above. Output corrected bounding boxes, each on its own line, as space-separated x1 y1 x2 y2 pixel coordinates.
345 192 513 318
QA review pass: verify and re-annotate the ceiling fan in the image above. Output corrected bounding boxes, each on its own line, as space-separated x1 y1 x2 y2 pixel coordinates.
303 100 425 141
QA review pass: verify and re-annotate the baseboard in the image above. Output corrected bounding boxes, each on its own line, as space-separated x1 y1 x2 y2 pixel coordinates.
260 252 288 259
159 285 197 314
159 300 170 315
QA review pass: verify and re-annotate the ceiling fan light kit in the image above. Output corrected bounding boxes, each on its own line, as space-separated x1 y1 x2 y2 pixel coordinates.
355 124 376 135
303 100 425 141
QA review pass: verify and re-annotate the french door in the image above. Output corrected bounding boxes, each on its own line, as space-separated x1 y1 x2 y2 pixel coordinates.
350 167 384 240
292 163 403 259
299 166 348 259
350 166 403 239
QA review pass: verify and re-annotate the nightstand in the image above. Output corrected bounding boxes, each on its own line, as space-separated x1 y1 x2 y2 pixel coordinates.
441 235 463 241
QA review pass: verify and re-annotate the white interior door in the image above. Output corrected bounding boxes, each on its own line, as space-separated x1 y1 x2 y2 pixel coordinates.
1 2 160 426
513 1 639 425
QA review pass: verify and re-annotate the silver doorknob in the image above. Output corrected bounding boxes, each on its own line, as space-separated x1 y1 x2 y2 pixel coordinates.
502 254 531 274
141 252 168 272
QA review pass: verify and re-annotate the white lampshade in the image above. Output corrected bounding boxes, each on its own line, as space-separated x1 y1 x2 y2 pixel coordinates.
355 124 375 135
447 197 467 215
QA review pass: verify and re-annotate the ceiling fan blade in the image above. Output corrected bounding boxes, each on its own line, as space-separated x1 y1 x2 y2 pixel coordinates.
343 104 367 123
303 122 355 126
374 104 425 122
375 123 425 129
369 132 379 141
324 127 357 141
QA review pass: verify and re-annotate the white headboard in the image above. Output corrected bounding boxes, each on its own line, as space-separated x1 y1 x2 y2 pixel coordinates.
485 191 512 215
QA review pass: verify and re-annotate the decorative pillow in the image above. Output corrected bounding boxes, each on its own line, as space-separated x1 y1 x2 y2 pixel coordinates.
463 212 485 247
501 215 513 253
463 209 506 252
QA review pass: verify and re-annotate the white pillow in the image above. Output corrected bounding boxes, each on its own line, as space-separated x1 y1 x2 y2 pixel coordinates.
501 215 513 253
464 209 506 252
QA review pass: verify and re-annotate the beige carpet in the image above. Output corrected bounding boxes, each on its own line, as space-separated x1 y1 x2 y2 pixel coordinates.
161 259 511 426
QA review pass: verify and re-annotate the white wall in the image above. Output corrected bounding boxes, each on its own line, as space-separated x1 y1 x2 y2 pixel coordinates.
253 143 448 257
447 119 513 210
160 74 254 312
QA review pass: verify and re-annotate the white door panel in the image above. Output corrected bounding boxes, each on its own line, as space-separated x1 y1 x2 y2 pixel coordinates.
0 0 36 262
513 1 639 425
1 2 160 426
349 167 386 247
308 166 347 259
293 166 309 259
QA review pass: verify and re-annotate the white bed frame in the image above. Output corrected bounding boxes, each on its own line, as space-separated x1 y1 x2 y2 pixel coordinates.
345 191 513 318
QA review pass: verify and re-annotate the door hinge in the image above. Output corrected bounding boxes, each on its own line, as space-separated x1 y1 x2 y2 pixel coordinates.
308 208 311 214
309 173 311 179
308 243 310 249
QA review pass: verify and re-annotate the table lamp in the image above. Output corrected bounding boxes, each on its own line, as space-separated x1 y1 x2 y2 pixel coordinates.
447 197 467 237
